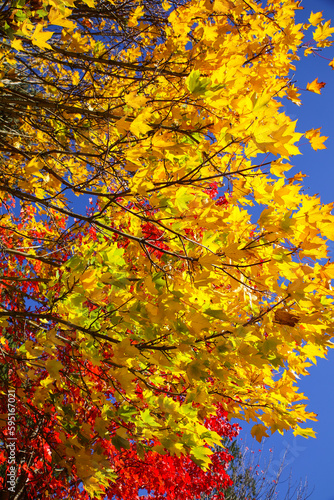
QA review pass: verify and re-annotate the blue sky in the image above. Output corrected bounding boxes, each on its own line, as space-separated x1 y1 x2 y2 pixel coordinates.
235 1 334 499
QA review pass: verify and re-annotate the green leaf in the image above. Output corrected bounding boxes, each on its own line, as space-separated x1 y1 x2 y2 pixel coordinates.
204 308 228 321
261 337 280 355
175 187 195 211
111 434 130 450
186 360 207 381
117 405 138 421
141 409 160 427
37 9 48 18
186 70 211 96
190 446 213 468
66 255 84 270
15 10 27 21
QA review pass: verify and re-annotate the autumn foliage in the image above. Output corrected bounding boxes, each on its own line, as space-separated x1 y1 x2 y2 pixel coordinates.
0 0 334 497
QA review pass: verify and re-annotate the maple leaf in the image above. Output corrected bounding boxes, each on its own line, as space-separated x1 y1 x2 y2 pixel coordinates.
313 20 334 43
251 424 269 443
305 128 328 150
125 91 147 109
308 11 323 27
306 78 326 94
129 109 153 137
31 24 53 50
293 427 316 439
48 7 76 29
274 309 299 327
128 5 144 27
11 39 24 52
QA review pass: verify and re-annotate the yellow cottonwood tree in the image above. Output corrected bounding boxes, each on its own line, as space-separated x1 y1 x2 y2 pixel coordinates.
0 0 334 497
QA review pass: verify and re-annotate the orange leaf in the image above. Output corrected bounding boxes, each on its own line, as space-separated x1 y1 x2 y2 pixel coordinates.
251 424 269 443
306 78 326 94
305 128 328 150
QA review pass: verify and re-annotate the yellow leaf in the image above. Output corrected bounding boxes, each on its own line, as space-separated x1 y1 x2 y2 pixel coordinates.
26 158 43 175
80 269 97 290
323 263 334 279
152 134 175 148
20 18 34 37
125 92 147 109
313 20 334 43
128 5 144 27
31 24 53 50
174 186 195 211
162 0 171 11
252 93 271 112
40 375 54 388
293 427 316 439
287 277 305 293
286 85 301 106
270 160 292 178
48 7 75 29
301 343 327 364
319 222 334 240
116 116 131 135
113 339 138 362
81 0 95 6
224 242 245 262
130 112 152 137
72 71 80 85
309 12 323 26
11 39 24 52
88 287 105 302
45 359 63 379
213 0 230 14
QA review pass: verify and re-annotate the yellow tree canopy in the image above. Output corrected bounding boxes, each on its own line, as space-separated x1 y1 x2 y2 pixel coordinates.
0 0 334 496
